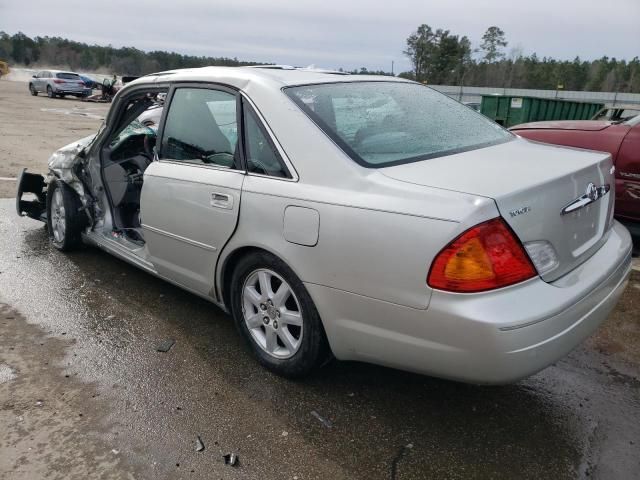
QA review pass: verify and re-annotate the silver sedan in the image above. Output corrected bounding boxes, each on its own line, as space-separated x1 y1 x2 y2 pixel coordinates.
16 66 633 383
28 70 92 98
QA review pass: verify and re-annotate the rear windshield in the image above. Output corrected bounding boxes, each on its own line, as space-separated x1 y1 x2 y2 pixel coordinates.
56 72 80 80
284 82 512 168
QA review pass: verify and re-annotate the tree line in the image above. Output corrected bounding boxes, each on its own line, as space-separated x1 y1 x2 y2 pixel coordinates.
401 24 640 92
0 32 262 76
1 30 638 92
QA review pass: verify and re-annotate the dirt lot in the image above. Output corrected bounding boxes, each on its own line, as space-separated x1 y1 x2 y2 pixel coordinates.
0 79 108 198
1 75 640 479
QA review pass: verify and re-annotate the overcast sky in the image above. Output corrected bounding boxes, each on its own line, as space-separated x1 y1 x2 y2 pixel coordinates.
1 0 638 72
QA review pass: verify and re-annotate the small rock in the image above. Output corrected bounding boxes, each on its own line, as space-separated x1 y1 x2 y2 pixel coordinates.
156 339 175 353
281 431 288 437
196 436 205 452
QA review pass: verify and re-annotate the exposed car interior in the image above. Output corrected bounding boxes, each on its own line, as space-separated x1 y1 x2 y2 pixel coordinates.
99 86 290 247
101 90 166 244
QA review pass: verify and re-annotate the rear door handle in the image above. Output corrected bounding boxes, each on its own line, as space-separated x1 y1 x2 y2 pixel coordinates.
211 192 233 209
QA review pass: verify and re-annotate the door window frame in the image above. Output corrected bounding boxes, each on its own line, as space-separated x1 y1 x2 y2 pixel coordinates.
239 94 296 181
156 82 246 175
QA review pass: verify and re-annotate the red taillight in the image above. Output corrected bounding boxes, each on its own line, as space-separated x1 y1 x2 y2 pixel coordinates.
53 79 65 84
427 218 536 293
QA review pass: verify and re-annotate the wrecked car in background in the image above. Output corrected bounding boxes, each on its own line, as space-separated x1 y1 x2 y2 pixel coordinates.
16 66 633 384
511 112 640 237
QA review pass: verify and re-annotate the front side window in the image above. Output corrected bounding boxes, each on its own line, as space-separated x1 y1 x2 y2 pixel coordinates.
243 102 289 178
285 82 512 168
160 88 238 168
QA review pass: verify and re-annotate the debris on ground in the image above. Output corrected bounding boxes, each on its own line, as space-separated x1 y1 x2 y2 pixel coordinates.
390 443 414 480
310 410 333 428
156 339 175 353
223 453 238 466
195 436 205 452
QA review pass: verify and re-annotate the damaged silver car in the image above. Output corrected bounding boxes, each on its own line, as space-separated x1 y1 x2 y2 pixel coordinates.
16 66 632 383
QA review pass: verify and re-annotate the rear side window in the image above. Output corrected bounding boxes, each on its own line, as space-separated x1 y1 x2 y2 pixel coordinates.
160 88 238 169
285 82 512 168
56 72 80 80
243 102 289 178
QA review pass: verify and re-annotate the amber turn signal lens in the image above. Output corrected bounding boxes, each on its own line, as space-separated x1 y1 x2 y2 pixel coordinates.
428 218 537 293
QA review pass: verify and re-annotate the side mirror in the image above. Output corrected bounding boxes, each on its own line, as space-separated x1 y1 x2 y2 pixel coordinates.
32 75 36 78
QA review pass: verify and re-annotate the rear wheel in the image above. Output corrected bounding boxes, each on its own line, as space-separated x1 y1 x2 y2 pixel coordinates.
47 85 55 98
29 84 38 96
46 180 86 251
230 251 331 378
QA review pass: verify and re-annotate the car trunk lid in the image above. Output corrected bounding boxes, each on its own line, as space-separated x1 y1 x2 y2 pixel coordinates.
381 138 615 282
55 75 84 89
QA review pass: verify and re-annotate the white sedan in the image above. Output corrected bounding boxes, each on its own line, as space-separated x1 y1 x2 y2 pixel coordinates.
16 66 632 383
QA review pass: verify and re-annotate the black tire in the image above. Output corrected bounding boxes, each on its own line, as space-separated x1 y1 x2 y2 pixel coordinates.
46 179 86 251
29 84 38 96
47 85 55 98
230 251 332 378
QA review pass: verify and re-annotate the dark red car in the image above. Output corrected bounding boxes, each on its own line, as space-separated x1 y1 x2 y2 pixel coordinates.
511 115 640 237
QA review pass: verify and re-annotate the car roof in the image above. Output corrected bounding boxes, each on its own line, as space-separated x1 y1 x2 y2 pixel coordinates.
129 65 411 90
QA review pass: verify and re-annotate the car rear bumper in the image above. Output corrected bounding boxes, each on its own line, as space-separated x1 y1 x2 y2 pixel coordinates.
307 220 632 384
53 87 92 95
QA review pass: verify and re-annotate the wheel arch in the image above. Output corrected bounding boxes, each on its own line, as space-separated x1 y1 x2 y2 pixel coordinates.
218 243 335 372
217 244 307 312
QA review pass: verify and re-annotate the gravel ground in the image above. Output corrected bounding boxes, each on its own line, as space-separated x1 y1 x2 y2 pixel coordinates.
0 79 107 197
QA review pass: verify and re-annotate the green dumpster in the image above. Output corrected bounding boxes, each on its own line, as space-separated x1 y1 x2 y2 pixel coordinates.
479 95 604 128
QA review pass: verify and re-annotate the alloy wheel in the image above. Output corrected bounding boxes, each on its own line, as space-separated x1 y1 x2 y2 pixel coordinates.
50 188 66 243
242 268 303 359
